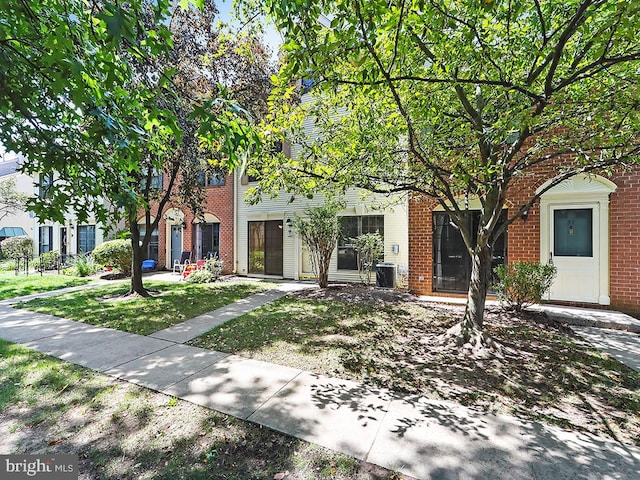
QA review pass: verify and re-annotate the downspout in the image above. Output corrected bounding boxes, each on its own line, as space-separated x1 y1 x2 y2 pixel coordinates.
233 171 238 274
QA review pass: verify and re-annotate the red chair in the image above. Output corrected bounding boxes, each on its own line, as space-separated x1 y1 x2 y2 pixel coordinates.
182 264 197 279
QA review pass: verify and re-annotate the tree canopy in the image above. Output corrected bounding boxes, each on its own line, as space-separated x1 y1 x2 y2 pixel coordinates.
0 178 29 222
248 0 640 348
0 0 265 225
1 0 270 294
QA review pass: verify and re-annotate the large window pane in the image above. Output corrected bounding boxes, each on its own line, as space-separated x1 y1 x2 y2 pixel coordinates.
433 214 469 292
337 215 384 270
264 220 283 276
197 171 226 187
77 225 96 253
197 223 220 258
554 208 592 257
39 226 53 254
39 173 53 199
337 217 358 270
248 221 282 275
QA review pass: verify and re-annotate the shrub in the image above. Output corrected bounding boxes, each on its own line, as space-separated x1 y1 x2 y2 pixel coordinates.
33 251 60 271
204 256 224 278
293 200 345 288
0 260 14 271
185 269 215 284
0 236 33 259
493 261 557 311
92 239 132 275
352 233 384 285
186 257 224 284
67 254 99 277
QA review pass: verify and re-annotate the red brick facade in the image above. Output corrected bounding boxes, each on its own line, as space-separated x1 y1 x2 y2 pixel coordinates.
149 174 234 274
408 165 640 315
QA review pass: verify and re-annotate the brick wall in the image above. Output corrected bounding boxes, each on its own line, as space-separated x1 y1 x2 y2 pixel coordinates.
408 165 640 315
147 173 235 274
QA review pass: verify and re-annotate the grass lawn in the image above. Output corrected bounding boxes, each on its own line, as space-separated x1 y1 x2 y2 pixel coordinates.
16 280 273 335
190 290 640 446
0 273 91 300
0 339 405 480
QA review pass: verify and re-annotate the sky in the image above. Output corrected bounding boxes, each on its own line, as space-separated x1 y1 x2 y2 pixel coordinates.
216 0 283 63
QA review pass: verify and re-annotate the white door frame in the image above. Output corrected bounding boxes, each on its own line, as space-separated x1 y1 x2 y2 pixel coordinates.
163 208 185 270
538 174 616 305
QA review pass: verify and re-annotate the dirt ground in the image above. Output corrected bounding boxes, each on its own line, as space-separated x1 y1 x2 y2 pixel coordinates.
292 285 640 446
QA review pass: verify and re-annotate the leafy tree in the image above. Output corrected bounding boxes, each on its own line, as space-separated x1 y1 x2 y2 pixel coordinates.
0 0 269 295
293 200 344 288
0 178 29 222
248 0 640 350
352 233 384 285
125 1 271 295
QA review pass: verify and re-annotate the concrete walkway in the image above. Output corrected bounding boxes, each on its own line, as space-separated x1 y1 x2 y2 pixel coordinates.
1 286 640 479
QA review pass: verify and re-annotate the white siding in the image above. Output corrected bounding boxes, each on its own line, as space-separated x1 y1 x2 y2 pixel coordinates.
235 89 408 282
0 170 36 241
235 175 408 282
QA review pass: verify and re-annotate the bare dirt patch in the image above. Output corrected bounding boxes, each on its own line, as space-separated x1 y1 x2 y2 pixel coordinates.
296 283 417 304
272 285 640 446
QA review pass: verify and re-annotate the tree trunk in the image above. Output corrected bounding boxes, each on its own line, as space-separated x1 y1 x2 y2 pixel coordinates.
129 227 149 297
318 255 330 288
460 244 493 343
441 241 500 354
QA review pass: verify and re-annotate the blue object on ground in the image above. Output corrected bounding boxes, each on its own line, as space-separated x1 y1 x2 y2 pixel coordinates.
141 259 156 271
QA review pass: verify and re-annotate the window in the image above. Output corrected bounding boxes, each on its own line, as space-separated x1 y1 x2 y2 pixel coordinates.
337 215 384 270
39 173 53 199
138 224 159 260
77 225 96 253
194 222 220 259
553 208 592 257
432 211 507 293
197 171 226 187
38 226 53 254
150 171 163 189
140 168 163 191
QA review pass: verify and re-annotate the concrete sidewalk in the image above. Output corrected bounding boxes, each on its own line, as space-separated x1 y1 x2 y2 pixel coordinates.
1 288 639 478
150 281 312 343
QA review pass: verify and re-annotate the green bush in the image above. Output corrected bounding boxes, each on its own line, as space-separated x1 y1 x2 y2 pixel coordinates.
92 239 132 275
493 261 557 311
185 269 216 284
0 236 33 259
186 257 224 284
66 254 99 277
0 260 14 271
204 257 224 278
33 251 60 271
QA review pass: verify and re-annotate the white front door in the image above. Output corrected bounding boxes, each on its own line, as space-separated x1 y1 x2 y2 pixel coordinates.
548 204 599 303
538 174 616 306
301 243 313 274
